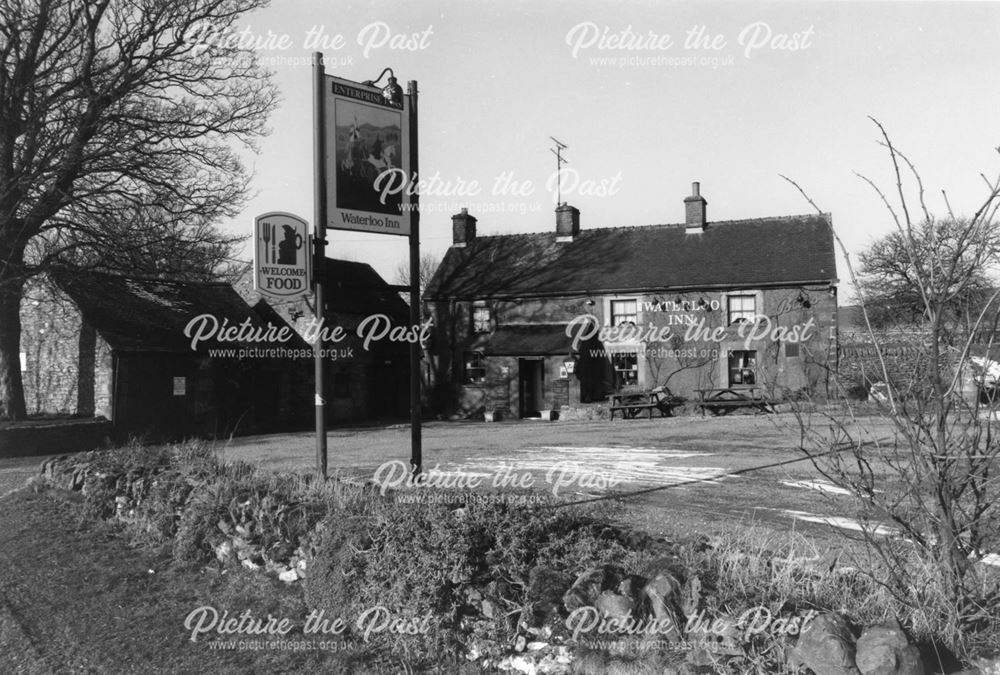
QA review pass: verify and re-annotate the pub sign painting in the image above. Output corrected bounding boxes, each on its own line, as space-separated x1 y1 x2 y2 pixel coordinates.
253 212 312 299
325 75 413 236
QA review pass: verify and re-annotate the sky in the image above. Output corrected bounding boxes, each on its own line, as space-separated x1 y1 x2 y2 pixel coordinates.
221 0 1000 299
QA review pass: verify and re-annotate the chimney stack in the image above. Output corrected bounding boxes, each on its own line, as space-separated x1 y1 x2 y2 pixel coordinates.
452 208 477 246
555 202 580 241
684 182 707 232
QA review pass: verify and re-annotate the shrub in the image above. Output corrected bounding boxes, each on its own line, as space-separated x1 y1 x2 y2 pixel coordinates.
303 493 664 663
172 465 330 569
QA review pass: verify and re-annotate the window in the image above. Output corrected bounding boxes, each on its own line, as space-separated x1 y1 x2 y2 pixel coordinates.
612 352 639 388
728 350 757 386
610 299 638 326
472 305 491 333
784 342 800 358
727 294 756 325
464 352 486 384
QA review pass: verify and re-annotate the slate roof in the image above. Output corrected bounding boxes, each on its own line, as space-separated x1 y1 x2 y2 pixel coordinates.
323 258 409 319
53 270 300 353
470 324 573 355
426 214 837 300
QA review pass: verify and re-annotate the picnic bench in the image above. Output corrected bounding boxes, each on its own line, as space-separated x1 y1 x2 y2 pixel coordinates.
610 387 686 420
693 386 774 416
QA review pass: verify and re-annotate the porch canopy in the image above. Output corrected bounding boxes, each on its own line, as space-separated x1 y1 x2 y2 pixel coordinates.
470 323 575 356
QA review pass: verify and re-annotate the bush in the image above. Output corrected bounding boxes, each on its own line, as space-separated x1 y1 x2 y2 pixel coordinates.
303 494 664 663
48 440 339 575
843 382 870 401
170 464 332 572
41 439 1000 670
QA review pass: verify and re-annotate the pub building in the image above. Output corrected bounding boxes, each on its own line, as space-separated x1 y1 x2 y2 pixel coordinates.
424 183 839 419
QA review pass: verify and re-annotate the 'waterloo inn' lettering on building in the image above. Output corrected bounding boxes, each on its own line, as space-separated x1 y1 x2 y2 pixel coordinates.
424 182 838 418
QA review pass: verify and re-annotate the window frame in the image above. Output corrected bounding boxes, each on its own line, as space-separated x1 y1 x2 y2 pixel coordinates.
726 293 757 325
727 349 758 386
463 351 487 385
611 351 639 388
608 297 639 326
471 303 492 334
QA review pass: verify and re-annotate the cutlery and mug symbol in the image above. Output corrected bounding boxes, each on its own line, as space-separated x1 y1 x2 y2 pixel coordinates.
262 222 304 265
277 225 304 265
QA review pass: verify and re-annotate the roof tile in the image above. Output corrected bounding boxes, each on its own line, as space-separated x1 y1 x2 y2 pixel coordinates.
426 214 836 299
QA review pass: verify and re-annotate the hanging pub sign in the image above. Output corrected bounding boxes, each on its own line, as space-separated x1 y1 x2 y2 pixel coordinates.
324 75 413 236
253 212 312 299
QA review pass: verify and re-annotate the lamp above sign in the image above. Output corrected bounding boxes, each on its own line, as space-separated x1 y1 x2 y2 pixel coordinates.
253 212 312 299
324 75 413 236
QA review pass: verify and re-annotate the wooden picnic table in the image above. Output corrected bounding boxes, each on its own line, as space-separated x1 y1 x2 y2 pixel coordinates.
610 388 686 420
693 386 774 416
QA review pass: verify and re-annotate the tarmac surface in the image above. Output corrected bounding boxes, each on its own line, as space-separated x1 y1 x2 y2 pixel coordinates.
0 412 890 542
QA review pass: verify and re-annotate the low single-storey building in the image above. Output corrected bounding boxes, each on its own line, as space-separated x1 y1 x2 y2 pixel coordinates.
16 256 414 439
424 183 839 418
19 269 313 439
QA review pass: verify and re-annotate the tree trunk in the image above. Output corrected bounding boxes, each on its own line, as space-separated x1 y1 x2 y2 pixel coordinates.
0 276 27 420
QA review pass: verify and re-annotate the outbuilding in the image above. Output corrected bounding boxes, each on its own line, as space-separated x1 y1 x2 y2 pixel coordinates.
19 269 314 439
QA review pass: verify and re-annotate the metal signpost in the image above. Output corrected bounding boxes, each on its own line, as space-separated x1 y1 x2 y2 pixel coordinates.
312 54 329 480
312 52 422 479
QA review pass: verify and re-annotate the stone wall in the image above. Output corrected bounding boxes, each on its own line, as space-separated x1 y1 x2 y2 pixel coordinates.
428 282 839 416
838 341 926 389
19 281 113 417
0 418 113 458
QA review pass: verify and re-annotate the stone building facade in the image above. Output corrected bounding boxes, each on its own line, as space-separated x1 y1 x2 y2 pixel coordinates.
425 183 839 418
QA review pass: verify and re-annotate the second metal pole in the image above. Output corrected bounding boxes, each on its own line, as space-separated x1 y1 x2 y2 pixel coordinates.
408 79 422 476
313 51 328 480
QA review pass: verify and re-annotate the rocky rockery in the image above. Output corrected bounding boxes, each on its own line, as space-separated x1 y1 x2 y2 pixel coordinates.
37 448 999 675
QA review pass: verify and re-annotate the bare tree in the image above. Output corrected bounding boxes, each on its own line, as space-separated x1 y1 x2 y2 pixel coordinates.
0 0 277 419
43 202 247 282
782 118 1000 654
645 332 718 394
394 252 441 296
856 219 997 334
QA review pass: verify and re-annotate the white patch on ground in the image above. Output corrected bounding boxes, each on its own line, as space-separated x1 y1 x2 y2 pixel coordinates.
536 446 713 458
979 553 1000 567
781 480 852 496
418 469 494 481
777 509 899 537
445 446 729 488
773 510 1000 569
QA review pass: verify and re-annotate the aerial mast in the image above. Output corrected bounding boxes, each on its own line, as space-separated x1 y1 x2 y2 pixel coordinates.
550 136 568 204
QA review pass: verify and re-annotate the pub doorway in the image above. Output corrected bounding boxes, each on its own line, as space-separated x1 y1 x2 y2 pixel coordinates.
518 357 545 418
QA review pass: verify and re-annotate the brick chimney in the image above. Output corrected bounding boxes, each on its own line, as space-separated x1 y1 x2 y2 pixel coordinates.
684 182 707 233
556 202 580 241
452 208 477 247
